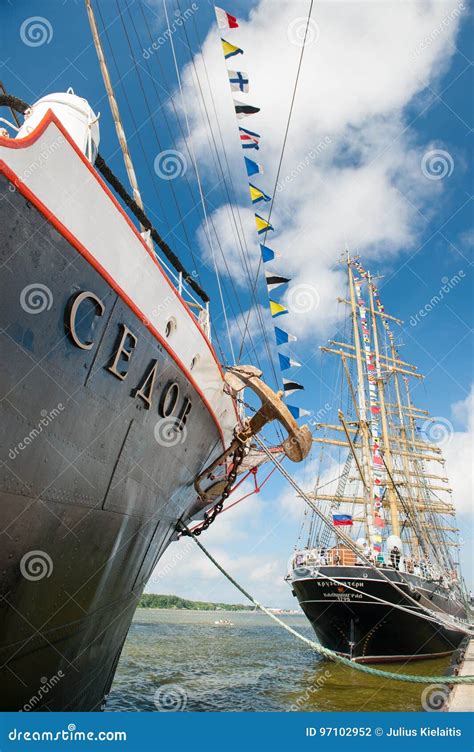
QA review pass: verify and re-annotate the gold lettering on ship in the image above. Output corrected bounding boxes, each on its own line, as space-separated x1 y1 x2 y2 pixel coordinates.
133 360 159 408
108 324 137 380
65 292 194 436
67 291 105 350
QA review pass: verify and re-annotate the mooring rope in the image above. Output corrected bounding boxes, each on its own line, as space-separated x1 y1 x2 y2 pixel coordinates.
182 522 473 684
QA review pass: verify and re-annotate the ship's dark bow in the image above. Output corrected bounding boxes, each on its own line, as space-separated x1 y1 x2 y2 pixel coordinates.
292 566 467 663
0 174 225 710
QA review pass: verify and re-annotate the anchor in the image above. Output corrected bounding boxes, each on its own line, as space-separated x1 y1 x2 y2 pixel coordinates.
194 365 312 503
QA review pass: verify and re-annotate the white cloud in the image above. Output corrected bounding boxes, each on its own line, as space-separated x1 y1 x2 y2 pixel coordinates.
444 384 474 518
174 0 465 341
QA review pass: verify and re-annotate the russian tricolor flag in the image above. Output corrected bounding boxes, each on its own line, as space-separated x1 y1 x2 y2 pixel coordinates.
332 514 353 526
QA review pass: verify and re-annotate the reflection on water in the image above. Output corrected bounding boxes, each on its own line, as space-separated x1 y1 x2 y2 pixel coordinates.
106 609 450 712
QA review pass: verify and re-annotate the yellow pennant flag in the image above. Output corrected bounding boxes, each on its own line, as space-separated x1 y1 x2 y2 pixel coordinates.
221 38 243 60
255 213 274 235
269 299 288 318
249 184 271 204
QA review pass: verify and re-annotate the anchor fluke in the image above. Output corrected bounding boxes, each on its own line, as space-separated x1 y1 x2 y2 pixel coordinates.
225 365 312 463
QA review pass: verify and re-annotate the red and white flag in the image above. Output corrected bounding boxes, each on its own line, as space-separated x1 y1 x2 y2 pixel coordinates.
215 6 239 29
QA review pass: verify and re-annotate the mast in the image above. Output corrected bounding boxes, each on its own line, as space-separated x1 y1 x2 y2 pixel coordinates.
391 341 422 558
347 257 374 542
85 0 145 212
367 273 400 538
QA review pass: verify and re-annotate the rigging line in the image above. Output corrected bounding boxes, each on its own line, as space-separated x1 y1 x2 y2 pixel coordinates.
135 2 262 371
186 6 280 379
128 7 228 363
171 23 266 366
162 0 236 364
179 2 283 393
95 0 192 259
114 0 203 279
139 0 280 401
237 0 315 361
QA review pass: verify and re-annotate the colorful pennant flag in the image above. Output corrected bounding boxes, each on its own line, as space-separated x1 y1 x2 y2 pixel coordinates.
269 300 287 318
260 244 276 263
332 514 353 526
228 70 249 93
255 213 273 234
374 515 385 528
287 405 311 420
373 543 382 552
282 378 304 395
239 126 260 149
249 183 271 204
245 157 263 176
221 38 243 59
215 6 239 29
265 271 290 291
278 353 301 370
234 100 260 119
274 326 297 345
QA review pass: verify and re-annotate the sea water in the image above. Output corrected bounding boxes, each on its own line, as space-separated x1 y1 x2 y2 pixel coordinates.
107 609 450 712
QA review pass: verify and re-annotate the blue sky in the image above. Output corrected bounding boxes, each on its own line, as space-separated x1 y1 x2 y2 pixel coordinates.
2 0 472 605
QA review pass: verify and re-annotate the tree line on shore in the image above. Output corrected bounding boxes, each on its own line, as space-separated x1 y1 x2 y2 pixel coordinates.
138 593 254 611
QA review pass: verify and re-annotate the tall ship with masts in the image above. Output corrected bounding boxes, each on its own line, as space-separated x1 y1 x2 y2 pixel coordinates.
0 3 311 711
288 256 470 663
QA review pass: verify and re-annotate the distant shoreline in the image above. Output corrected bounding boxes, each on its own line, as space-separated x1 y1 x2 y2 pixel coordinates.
138 594 254 612
138 594 300 614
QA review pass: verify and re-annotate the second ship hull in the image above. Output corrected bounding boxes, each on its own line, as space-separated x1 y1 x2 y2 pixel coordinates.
292 566 467 663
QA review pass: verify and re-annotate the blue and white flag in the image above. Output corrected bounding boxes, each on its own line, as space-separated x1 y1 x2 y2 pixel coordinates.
228 70 249 93
275 326 297 346
287 405 311 420
278 353 302 370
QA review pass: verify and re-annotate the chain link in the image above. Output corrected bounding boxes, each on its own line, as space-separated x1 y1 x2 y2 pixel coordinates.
181 441 247 537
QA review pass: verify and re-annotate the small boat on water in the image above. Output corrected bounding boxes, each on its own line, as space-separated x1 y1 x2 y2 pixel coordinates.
214 619 234 627
287 256 471 664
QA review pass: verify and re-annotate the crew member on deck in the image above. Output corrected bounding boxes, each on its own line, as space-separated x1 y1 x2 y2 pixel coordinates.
390 545 401 570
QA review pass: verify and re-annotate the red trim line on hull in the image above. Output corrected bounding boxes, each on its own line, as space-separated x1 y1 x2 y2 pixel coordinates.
0 160 226 448
350 650 454 665
0 109 239 426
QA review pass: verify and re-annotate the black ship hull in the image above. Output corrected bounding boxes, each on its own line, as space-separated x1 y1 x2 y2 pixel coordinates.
0 174 225 710
292 566 467 663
